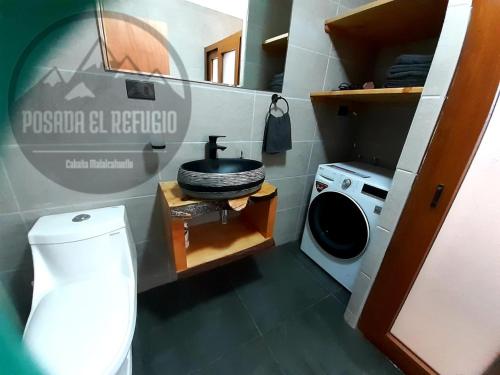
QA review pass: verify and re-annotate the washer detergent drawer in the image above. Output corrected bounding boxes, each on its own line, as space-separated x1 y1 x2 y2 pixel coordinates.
308 192 369 260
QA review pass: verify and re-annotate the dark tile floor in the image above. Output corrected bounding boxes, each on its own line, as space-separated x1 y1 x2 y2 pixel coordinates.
132 242 402 375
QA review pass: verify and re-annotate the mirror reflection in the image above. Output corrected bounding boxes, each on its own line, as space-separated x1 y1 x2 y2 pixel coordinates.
98 0 293 92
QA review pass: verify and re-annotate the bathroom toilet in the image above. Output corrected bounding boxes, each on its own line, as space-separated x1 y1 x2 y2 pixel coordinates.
23 206 137 375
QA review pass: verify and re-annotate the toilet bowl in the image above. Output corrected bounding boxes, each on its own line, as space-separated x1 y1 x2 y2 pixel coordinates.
23 206 137 375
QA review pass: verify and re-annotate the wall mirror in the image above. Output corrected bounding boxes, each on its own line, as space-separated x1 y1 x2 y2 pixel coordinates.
97 0 293 92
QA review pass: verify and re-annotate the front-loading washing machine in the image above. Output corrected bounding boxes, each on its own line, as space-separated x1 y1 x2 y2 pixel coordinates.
300 161 394 291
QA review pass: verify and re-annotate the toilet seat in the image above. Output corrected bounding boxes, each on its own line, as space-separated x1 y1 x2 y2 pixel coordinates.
24 276 135 375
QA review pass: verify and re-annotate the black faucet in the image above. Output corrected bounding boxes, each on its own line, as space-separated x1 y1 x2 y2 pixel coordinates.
208 135 227 159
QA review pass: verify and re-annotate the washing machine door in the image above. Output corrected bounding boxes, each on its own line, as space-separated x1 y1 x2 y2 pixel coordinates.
308 192 369 260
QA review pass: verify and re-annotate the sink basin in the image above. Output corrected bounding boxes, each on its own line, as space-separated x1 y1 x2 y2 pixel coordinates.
177 158 265 199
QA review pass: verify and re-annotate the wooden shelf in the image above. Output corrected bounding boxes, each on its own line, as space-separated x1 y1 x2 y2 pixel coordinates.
310 87 423 103
262 33 289 53
159 181 277 277
325 0 447 45
184 218 274 273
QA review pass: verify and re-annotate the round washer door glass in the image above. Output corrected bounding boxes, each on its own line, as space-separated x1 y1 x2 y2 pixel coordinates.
308 192 369 259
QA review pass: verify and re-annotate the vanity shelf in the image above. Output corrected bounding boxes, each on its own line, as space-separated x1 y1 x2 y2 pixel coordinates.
262 33 289 53
310 87 423 103
159 181 277 277
324 0 447 45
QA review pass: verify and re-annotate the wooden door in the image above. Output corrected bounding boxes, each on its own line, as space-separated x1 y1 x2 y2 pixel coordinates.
205 31 242 85
358 0 500 373
97 8 170 75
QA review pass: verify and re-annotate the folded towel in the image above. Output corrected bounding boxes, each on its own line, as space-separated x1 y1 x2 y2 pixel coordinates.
384 80 426 88
388 63 431 74
395 54 433 65
387 70 429 80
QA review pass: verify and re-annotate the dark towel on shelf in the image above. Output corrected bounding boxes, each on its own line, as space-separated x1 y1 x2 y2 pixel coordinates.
268 72 284 92
386 70 429 80
384 54 432 88
388 63 431 74
395 54 434 65
384 80 427 88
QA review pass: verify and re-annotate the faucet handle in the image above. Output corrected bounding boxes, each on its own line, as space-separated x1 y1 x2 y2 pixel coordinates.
209 135 226 143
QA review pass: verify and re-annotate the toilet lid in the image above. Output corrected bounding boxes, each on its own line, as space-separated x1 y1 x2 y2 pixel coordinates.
24 277 136 375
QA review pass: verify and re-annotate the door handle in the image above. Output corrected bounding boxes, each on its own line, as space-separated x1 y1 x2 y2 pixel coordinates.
430 184 445 208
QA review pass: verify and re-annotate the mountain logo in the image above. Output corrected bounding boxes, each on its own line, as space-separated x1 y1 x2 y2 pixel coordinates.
8 11 192 194
65 82 95 100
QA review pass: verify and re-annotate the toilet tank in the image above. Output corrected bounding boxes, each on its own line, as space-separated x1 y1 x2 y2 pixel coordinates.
28 206 137 294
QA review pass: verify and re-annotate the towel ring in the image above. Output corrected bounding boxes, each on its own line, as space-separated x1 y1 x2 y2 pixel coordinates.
269 94 289 114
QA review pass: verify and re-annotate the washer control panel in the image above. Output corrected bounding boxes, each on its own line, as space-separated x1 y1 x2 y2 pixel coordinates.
341 179 352 190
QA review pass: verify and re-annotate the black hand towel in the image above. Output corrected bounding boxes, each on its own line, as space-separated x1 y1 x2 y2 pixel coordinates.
263 98 292 154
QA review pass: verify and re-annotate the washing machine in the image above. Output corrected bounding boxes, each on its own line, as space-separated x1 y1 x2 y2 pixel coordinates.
300 162 394 291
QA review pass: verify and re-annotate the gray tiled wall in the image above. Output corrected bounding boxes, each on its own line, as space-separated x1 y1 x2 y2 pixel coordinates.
0 0 365 323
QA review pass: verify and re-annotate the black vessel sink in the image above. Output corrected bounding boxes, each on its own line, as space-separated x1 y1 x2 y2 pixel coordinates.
177 158 265 199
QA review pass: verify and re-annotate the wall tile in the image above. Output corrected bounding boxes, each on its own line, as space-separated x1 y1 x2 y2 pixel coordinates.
343 307 357 328
339 0 373 10
157 83 255 143
0 125 17 146
136 239 175 293
2 146 159 211
32 15 104 74
274 207 301 245
0 159 19 214
251 141 312 179
0 267 34 326
345 271 372 326
252 94 317 142
361 226 393 279
288 0 338 56
0 213 30 272
397 96 445 173
353 104 417 170
268 176 307 211
313 103 342 141
21 205 77 232
295 204 308 237
422 4 471 97
303 174 316 204
282 46 329 99
323 57 349 91
308 140 353 174
378 169 416 232
123 195 164 244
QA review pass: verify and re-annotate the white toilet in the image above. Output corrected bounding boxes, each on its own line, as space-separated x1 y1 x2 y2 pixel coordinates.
23 206 137 375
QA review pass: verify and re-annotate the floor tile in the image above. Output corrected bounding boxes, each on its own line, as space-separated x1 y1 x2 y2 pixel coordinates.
133 243 400 375
222 244 330 334
192 337 283 375
134 269 260 375
289 243 352 306
264 296 402 375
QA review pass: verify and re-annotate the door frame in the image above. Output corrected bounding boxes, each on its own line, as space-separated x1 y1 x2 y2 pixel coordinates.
205 31 242 85
358 0 500 373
